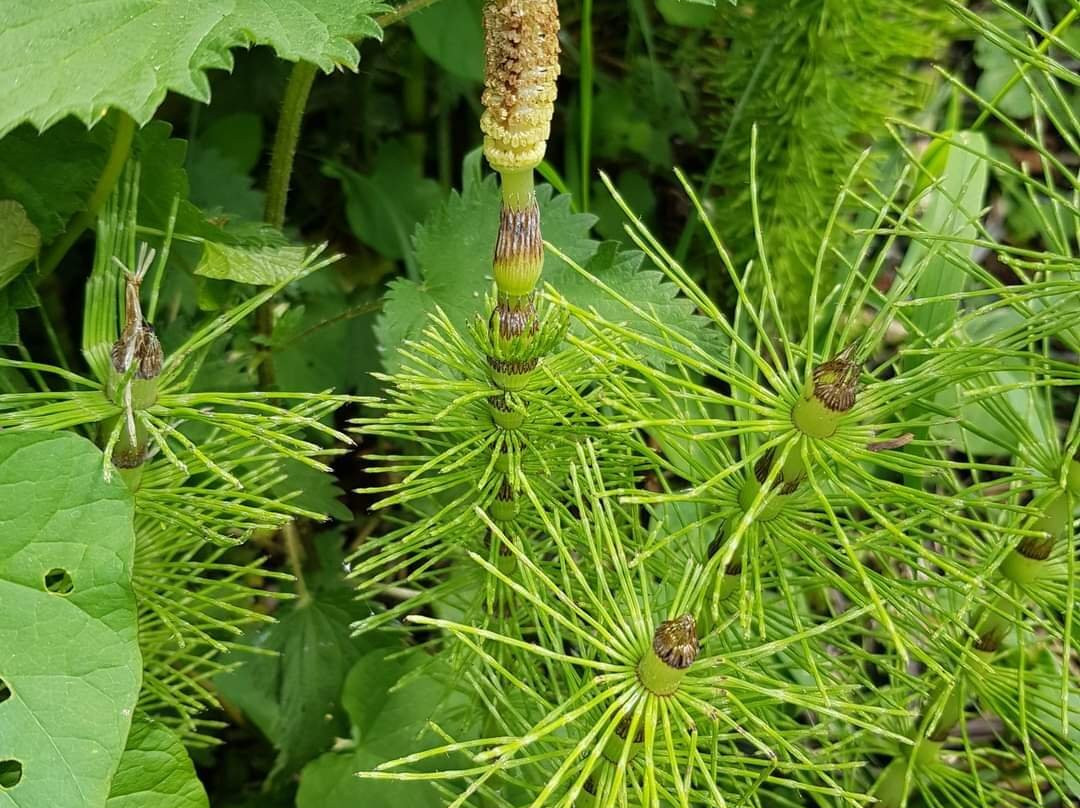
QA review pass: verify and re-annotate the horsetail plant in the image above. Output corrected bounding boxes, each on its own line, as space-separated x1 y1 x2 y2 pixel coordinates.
0 169 356 741
345 4 1078 807
359 444 910 808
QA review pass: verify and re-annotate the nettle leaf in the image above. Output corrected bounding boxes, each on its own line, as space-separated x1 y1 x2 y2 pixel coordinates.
0 432 140 808
273 291 382 398
0 0 390 137
376 174 708 371
0 201 40 291
136 121 232 239
136 122 301 285
187 147 265 223
297 648 471 808
556 241 714 367
0 120 107 242
272 460 352 522
214 544 389 784
105 715 208 808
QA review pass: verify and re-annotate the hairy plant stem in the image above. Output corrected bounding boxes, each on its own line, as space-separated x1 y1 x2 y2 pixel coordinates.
39 112 136 281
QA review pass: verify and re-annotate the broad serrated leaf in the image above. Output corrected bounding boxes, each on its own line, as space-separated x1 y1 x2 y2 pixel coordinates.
376 175 709 371
272 460 352 522
0 0 389 137
187 146 264 223
0 201 39 291
0 431 140 808
0 120 107 241
105 715 208 808
214 545 388 785
273 292 382 398
194 242 309 285
556 240 714 366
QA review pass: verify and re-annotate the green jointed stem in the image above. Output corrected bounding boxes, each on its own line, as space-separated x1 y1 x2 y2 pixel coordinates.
500 169 535 210
791 393 842 439
637 647 687 696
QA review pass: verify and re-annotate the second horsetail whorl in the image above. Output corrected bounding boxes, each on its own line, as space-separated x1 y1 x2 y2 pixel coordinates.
481 0 561 182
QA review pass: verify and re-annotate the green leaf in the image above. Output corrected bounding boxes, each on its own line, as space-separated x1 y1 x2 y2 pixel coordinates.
0 291 16 345
342 649 462 757
0 201 39 291
408 0 484 82
187 147 265 223
558 241 714 366
135 121 227 239
273 292 382 398
105 715 208 808
932 308 1050 456
297 750 440 808
902 130 989 341
0 276 35 345
198 112 264 175
376 174 710 371
297 647 471 808
194 242 309 285
214 545 388 784
325 141 445 262
0 0 390 137
0 431 140 808
657 0 719 25
0 120 107 241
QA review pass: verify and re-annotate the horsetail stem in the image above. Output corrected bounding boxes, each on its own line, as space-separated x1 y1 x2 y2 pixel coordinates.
1001 457 1080 583
792 345 860 439
637 614 699 696
490 479 520 522
737 445 806 519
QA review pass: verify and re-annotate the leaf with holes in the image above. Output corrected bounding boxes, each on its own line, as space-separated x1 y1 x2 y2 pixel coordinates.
0 0 390 137
105 714 208 808
0 431 140 808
